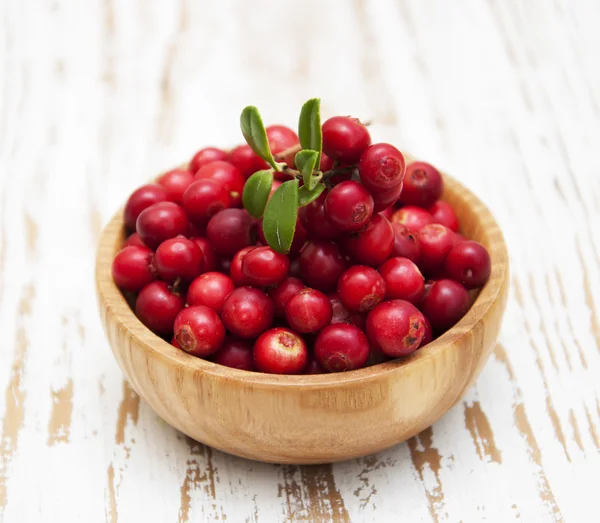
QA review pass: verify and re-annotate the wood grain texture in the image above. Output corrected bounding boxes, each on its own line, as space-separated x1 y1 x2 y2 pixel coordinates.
1 0 599 520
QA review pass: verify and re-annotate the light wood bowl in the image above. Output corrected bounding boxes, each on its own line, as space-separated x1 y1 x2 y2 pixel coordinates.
95 161 509 464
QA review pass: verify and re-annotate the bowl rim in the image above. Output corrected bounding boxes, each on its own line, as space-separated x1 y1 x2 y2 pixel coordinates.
96 163 508 391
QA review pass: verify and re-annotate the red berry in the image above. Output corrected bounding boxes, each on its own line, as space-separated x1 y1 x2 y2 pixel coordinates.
154 237 203 283
428 200 459 232
213 338 255 370
304 353 326 374
124 184 168 231
269 179 283 199
187 272 235 312
379 208 394 221
195 161 245 207
337 266 386 312
285 288 333 333
329 292 351 324
182 179 230 226
358 143 406 191
112 245 156 292
391 223 421 264
268 277 305 317
206 208 256 256
420 279 470 331
157 168 195 205
171 336 180 348
366 300 426 357
136 201 188 249
229 144 269 178
399 162 443 208
190 237 217 272
444 241 491 289
221 287 274 339
320 153 334 172
258 218 307 255
253 328 307 374
189 147 228 173
378 257 425 303
322 116 371 163
242 246 289 287
298 191 339 241
391 206 433 233
420 316 433 348
324 180 374 232
136 281 185 336
266 125 299 153
230 246 257 286
372 181 404 212
174 305 225 357
299 241 347 292
418 224 456 275
124 232 146 248
314 324 370 372
342 214 394 266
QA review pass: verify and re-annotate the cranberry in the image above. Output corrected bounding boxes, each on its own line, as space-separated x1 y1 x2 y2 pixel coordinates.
391 223 421 264
266 125 299 153
420 316 433 348
213 338 255 370
322 116 371 163
366 300 426 357
112 245 156 292
174 306 225 357
379 208 394 221
428 200 459 232
229 144 269 179
230 246 257 286
206 208 256 256
371 181 404 212
124 232 146 249
444 241 491 289
190 237 217 272
378 257 425 303
136 281 185 336
189 147 228 174
187 272 235 312
298 191 339 241
314 324 370 372
419 279 470 331
136 201 188 249
399 162 443 208
269 179 282 199
342 214 394 266
329 292 351 324
418 224 456 275
157 169 195 205
242 246 289 287
268 277 305 317
324 180 374 232
154 237 203 282
304 353 326 374
253 328 307 374
320 153 334 172
337 266 385 312
391 206 433 233
182 179 230 226
285 288 333 333
124 184 168 231
195 161 245 207
358 143 405 192
455 233 467 244
258 218 307 255
299 241 347 292
221 287 274 339
171 336 180 348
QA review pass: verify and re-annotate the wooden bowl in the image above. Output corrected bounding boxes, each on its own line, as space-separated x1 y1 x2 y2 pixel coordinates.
95 164 509 464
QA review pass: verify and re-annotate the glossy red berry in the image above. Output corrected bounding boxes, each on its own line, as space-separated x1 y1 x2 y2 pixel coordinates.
213 338 255 370
314 324 370 372
154 237 204 283
299 241 347 292
322 116 371 163
195 161 245 207
418 224 456 275
444 241 491 289
174 306 225 357
189 147 228 174
420 279 470 331
399 162 443 208
329 293 351 324
266 125 299 154
285 288 333 333
342 214 394 266
221 287 274 339
324 180 374 232
190 237 217 272
391 206 433 233
157 168 195 205
124 232 146 248
420 316 433 348
112 246 156 292
136 281 185 336
304 353 326 374
378 257 425 303
229 144 269 178
428 200 459 232
206 208 256 256
242 246 289 287
258 218 307 255
391 223 421 264
268 277 305 317
182 179 230 227
358 143 406 192
337 266 386 312
136 201 188 249
229 246 257 286
253 328 307 374
298 191 339 241
366 300 426 357
124 184 168 231
320 153 334 172
187 272 235 312
371 181 404 212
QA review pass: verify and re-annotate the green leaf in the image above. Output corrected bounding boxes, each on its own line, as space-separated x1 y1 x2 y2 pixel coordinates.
298 183 325 207
295 149 320 190
240 106 280 171
242 169 273 218
298 98 322 164
262 179 299 254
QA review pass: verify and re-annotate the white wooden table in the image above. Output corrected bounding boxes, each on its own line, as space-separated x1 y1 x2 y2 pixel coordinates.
1 0 598 521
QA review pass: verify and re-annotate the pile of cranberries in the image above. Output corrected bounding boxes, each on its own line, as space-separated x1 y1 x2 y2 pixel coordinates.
112 115 491 375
